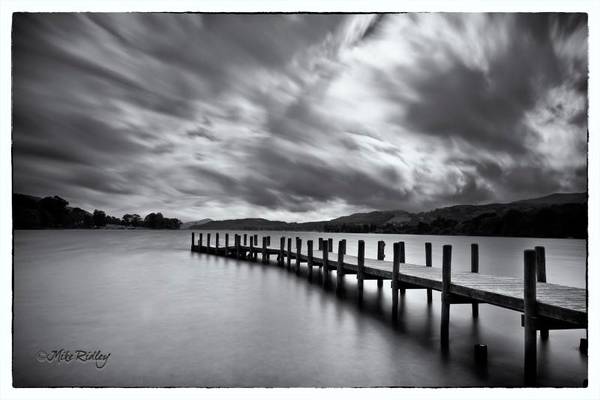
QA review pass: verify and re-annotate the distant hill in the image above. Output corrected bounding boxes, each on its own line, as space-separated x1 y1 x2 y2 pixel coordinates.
191 192 587 238
181 219 212 229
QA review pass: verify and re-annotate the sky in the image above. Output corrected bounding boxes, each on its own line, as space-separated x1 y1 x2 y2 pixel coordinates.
12 13 588 222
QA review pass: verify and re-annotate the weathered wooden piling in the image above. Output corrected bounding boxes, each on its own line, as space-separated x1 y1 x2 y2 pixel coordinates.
296 237 302 273
474 344 488 364
191 232 195 250
322 240 329 284
262 237 267 264
336 239 346 288
377 241 385 288
279 237 285 267
215 233 220 253
235 234 240 259
307 240 314 278
425 242 432 303
207 233 212 253
535 246 549 340
328 238 333 252
250 235 254 260
357 240 365 293
199 233 203 248
254 234 258 247
225 233 229 250
267 236 271 247
243 234 247 246
524 249 538 385
399 241 405 295
471 243 479 318
441 245 452 348
392 242 401 320
287 238 292 270
318 238 323 251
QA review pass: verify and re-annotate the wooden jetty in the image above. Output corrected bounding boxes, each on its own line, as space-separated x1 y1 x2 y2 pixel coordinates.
190 232 587 386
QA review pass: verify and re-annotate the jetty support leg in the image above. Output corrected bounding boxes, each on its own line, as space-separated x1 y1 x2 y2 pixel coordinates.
524 249 538 386
279 237 285 267
336 239 346 290
425 242 432 303
235 235 240 259
287 238 292 270
296 237 302 274
262 237 267 264
392 242 400 321
215 233 219 254
471 243 479 318
318 238 323 252
191 232 195 250
377 240 385 288
399 241 405 295
535 246 548 340
307 240 314 280
207 233 211 254
225 233 229 256
199 233 203 253
322 241 329 285
243 234 247 246
441 245 452 349
357 240 365 295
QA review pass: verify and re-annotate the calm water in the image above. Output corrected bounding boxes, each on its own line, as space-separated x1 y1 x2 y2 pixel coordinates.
13 230 587 387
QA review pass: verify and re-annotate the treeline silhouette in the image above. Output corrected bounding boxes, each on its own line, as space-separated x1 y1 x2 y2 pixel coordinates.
13 194 181 229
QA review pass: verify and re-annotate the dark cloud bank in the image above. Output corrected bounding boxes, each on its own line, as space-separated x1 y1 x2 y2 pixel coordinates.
12 13 587 222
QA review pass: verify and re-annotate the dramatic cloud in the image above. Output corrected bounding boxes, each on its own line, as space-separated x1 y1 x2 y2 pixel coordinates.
12 13 587 221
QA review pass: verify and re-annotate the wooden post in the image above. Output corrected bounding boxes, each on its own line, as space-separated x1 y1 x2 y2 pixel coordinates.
261 237 266 264
253 234 258 248
207 233 211 254
377 241 385 288
199 233 203 252
250 235 254 260
399 241 405 295
328 238 333 252
267 236 271 247
318 238 323 251
235 234 240 259
441 245 452 348
322 240 329 285
471 243 479 318
191 232 195 249
357 240 365 293
425 242 432 303
392 242 400 321
524 249 538 386
307 240 314 279
215 233 220 253
295 237 302 273
242 234 246 246
336 239 346 289
535 246 548 340
474 344 488 364
225 233 229 249
287 238 292 270
279 237 285 267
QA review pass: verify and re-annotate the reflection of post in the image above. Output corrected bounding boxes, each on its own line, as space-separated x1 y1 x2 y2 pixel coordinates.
471 243 479 318
377 241 385 288
524 249 537 386
441 245 452 348
357 240 365 293
535 246 548 340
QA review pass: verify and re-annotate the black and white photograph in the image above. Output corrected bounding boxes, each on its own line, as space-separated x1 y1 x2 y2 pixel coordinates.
1 1 599 398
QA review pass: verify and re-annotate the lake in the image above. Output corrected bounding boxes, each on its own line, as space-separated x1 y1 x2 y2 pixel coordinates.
13 230 587 387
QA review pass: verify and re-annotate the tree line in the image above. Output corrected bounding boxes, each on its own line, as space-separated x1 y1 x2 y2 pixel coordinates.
13 194 182 230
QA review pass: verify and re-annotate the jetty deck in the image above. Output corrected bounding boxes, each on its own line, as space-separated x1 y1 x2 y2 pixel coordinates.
190 232 587 386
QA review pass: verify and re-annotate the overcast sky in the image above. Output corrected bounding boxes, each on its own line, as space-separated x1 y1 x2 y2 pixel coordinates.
12 13 587 222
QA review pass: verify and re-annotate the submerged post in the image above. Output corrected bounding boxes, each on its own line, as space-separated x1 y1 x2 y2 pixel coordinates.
425 242 432 303
307 240 314 279
279 237 285 267
336 239 346 289
471 243 479 318
535 246 548 340
357 240 365 293
524 249 538 386
377 241 385 288
287 238 292 270
296 237 302 273
392 242 401 321
441 245 452 348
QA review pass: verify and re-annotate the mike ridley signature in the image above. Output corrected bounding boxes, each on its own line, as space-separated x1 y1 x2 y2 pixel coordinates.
36 349 111 369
